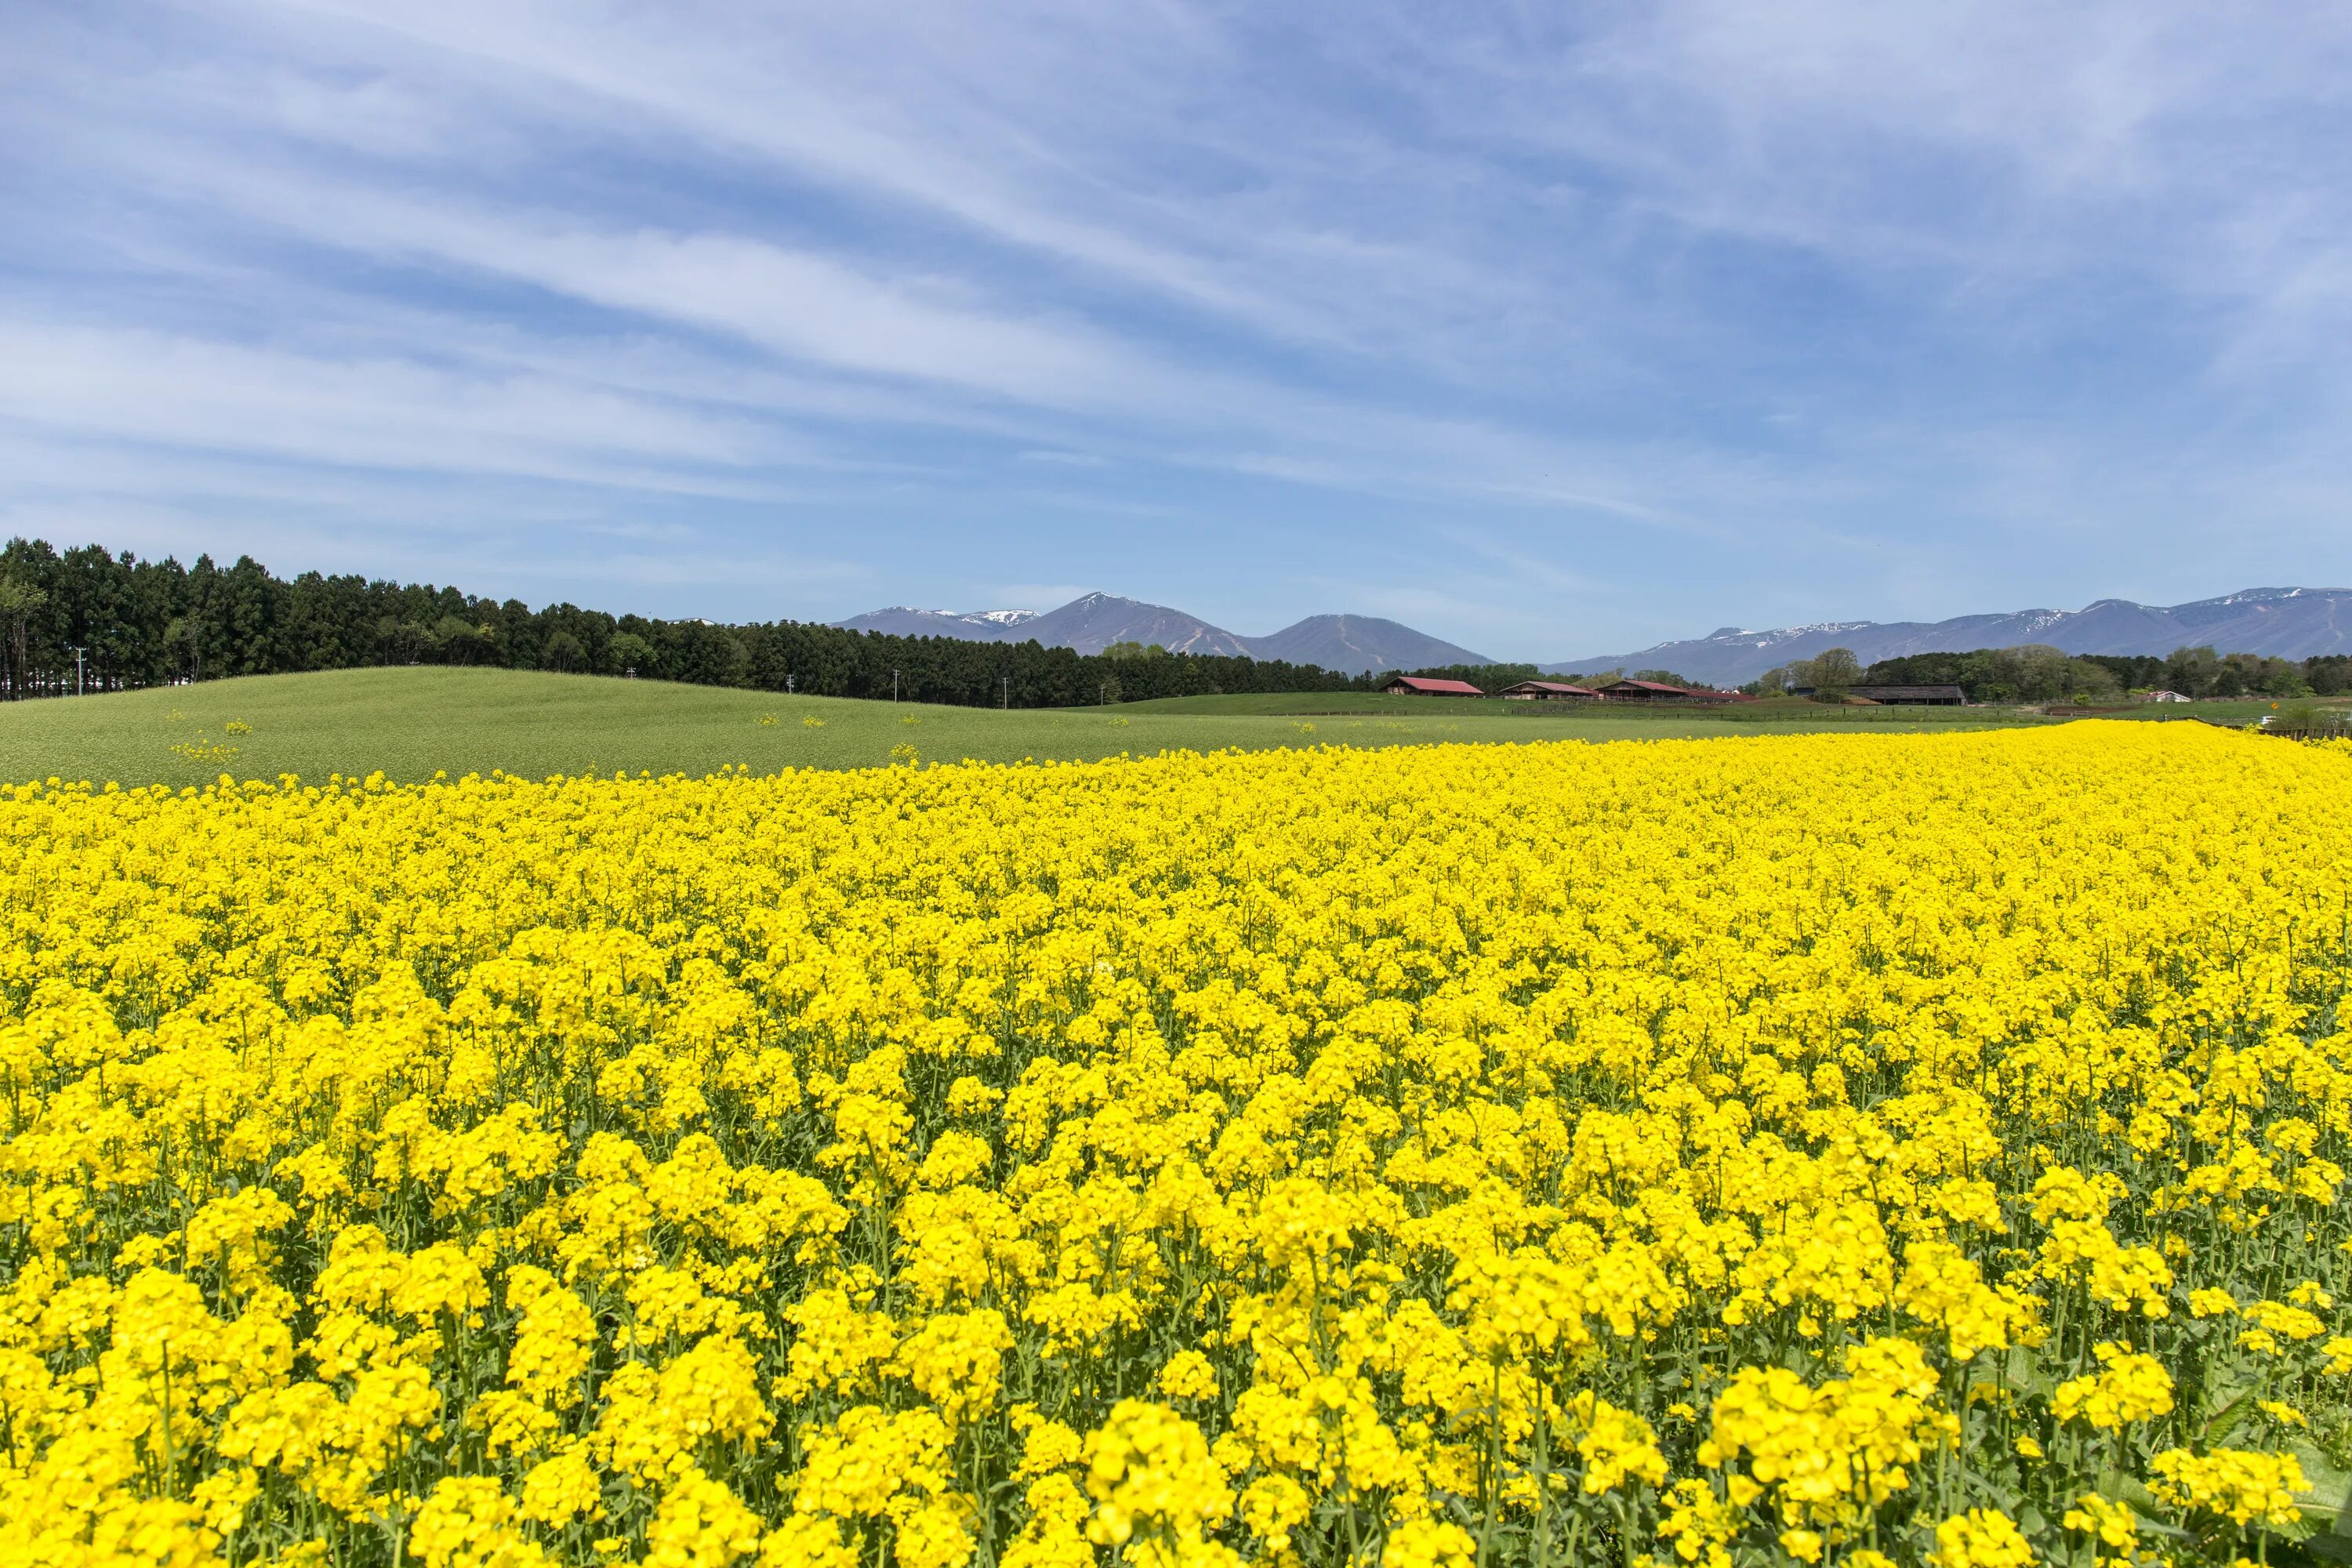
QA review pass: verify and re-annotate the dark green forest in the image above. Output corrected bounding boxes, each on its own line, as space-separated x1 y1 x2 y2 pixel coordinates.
0 539 1374 707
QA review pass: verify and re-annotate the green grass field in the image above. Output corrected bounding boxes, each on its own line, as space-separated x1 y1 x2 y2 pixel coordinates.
1114 690 2049 724
0 666 2077 789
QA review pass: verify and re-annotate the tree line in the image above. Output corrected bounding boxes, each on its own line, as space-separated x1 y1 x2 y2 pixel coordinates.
0 539 1381 706
1390 662 1698 690
1761 644 2350 703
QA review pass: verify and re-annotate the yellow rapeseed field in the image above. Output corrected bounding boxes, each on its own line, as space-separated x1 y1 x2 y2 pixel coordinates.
4 724 2350 1568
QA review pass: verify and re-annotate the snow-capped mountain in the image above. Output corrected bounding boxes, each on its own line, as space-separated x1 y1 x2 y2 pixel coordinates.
833 593 1490 672
1692 622 1877 652
1016 593 1251 656
1547 588 2352 687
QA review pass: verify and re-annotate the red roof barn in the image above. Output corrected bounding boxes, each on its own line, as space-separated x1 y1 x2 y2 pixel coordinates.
1381 675 1486 697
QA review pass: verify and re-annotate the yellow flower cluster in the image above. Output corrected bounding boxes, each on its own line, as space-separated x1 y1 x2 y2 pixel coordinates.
2 724 2349 1568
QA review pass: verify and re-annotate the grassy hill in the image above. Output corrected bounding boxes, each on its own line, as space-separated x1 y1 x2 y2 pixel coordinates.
1 667 2055 789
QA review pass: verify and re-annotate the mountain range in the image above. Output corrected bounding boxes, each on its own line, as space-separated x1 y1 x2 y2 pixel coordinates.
838 586 2352 687
1546 588 2352 688
833 593 1490 673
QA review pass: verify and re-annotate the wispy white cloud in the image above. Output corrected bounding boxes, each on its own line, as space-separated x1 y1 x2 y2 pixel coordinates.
0 321 787 481
195 182 1227 416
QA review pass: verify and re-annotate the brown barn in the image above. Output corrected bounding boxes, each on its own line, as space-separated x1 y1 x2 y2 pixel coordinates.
1499 681 1599 702
1592 678 1733 704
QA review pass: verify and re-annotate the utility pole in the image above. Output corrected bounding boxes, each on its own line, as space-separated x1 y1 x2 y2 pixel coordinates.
69 645 85 696
892 668 900 703
1000 674 1009 710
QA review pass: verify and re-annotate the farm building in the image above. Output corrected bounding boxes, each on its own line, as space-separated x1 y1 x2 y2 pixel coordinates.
1381 675 1486 697
1592 679 1735 704
1498 681 1599 702
1844 684 1966 706
2141 690 2191 703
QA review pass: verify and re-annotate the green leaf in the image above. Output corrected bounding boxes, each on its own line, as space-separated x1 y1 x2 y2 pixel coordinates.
2290 1438 2352 1537
2205 1388 2256 1446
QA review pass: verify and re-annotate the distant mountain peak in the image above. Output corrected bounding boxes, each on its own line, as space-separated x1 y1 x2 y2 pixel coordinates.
1248 614 1491 673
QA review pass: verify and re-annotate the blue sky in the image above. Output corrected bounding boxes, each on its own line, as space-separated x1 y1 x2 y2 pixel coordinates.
3 2 2349 660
